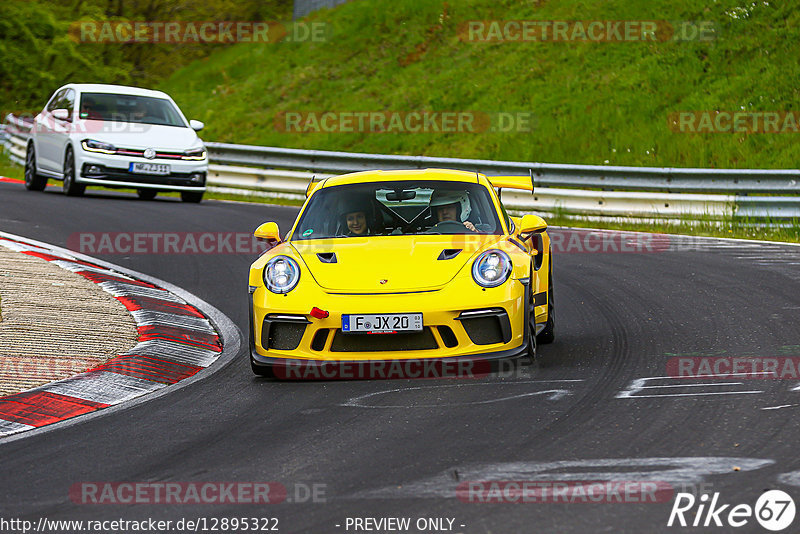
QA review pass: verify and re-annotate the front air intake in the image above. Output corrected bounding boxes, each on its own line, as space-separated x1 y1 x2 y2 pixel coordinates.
330 328 438 352
457 309 512 345
261 314 309 350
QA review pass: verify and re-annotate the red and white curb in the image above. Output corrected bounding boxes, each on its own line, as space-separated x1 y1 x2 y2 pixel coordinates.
0 232 239 438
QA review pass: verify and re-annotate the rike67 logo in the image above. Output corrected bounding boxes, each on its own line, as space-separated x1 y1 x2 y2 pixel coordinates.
668 490 796 531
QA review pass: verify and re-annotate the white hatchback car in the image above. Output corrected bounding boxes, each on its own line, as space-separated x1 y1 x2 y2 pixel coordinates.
24 83 208 202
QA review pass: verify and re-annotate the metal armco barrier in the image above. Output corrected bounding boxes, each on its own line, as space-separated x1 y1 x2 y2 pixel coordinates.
3 114 31 165
205 141 800 195
4 114 799 219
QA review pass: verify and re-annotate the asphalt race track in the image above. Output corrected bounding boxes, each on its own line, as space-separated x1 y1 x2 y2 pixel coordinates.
1 181 800 533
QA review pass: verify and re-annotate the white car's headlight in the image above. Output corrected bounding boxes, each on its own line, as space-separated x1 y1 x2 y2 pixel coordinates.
263 256 301 294
81 139 116 154
181 148 207 160
472 250 512 288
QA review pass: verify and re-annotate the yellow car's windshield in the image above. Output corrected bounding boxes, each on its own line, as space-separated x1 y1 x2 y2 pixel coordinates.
292 180 502 240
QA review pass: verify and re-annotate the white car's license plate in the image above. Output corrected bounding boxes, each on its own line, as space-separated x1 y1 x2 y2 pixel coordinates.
342 313 423 333
129 162 170 175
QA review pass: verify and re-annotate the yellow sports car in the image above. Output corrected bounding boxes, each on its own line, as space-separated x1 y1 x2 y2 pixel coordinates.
248 169 554 379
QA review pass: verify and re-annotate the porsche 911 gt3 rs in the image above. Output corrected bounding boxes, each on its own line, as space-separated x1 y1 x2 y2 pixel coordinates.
248 168 554 378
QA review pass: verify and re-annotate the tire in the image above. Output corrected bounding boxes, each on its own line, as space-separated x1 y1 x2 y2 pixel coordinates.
137 188 157 200
62 147 85 196
24 144 47 191
181 191 204 203
251 360 277 378
537 259 555 345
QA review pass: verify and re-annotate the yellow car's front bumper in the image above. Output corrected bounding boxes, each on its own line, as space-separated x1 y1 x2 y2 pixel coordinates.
249 272 543 376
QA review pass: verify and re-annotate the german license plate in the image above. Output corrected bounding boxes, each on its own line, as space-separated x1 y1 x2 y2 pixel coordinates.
129 162 170 175
342 313 423 333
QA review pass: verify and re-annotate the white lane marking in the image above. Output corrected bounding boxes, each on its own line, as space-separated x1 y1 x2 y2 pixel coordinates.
616 375 764 399
50 259 134 278
130 310 216 334
792 383 800 391
624 391 763 399
98 281 184 303
127 340 220 367
43 371 165 405
638 382 747 389
0 420 36 437
351 457 775 499
0 240 57 255
341 380 583 408
678 372 774 379
761 404 800 411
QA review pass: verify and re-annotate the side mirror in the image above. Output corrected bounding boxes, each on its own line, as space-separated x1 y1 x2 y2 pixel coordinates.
189 120 204 131
519 214 548 235
52 109 70 121
254 222 281 242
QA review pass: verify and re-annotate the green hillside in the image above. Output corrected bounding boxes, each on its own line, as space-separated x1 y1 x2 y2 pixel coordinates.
159 0 800 169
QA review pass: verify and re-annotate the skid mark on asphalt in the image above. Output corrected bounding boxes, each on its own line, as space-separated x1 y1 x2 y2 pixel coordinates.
616 374 765 399
667 236 800 280
349 457 774 499
340 380 584 408
778 471 800 487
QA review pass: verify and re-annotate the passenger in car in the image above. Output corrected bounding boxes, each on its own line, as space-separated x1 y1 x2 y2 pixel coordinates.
339 198 372 236
345 210 369 235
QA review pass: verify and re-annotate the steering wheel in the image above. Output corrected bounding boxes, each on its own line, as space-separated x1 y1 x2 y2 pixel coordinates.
425 220 470 233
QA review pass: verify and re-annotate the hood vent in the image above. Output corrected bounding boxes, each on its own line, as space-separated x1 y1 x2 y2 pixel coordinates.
437 249 462 261
316 252 337 263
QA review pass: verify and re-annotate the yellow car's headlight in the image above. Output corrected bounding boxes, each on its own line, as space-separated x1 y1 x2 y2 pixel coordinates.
263 256 301 294
472 250 512 288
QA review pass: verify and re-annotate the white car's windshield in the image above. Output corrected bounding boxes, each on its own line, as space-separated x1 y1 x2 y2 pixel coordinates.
292 180 503 240
78 93 186 127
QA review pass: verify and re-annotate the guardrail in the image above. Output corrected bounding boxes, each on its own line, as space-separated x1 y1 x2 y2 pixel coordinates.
4 114 799 219
206 142 800 195
2 114 31 166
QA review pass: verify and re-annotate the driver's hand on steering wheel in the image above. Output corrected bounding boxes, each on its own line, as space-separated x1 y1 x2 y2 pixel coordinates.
463 221 476 232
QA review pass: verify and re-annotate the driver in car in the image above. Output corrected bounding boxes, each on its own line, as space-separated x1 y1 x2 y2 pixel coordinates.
339 198 371 236
429 190 476 232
